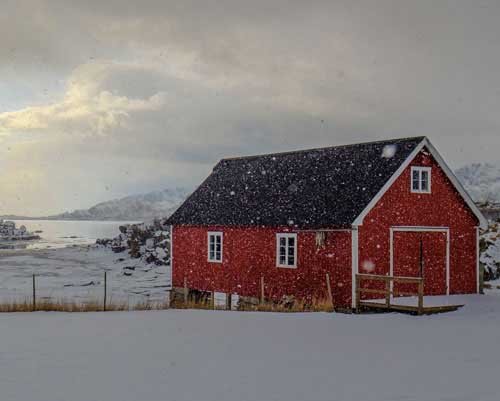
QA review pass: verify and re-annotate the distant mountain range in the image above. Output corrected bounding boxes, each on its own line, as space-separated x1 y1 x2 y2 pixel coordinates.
455 163 500 204
52 187 190 221
2 188 190 222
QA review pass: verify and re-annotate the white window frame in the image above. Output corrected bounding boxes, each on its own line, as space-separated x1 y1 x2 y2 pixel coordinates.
276 233 297 268
410 166 432 194
207 231 223 263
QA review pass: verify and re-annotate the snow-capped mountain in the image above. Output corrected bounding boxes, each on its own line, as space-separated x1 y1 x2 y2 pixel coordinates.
49 188 190 221
455 163 500 203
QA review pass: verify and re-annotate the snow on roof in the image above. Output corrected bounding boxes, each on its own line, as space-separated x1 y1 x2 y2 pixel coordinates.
166 137 425 228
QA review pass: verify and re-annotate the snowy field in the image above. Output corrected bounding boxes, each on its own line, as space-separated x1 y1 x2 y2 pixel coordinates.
0 246 170 305
0 293 499 401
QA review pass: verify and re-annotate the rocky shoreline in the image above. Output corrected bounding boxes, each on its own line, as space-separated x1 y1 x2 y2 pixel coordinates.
0 219 41 241
96 219 170 267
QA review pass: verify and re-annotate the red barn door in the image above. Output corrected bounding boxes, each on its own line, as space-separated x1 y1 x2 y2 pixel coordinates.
392 229 448 296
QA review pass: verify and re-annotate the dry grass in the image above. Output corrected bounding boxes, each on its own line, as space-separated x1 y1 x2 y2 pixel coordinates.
172 297 335 313
0 293 334 314
0 298 170 313
242 298 335 313
172 299 217 310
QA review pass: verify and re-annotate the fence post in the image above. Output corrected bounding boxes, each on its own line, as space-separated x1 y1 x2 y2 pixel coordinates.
103 271 107 312
355 274 361 313
325 273 334 309
226 293 232 310
260 275 265 304
385 277 391 308
417 279 424 315
32 274 36 311
183 276 188 304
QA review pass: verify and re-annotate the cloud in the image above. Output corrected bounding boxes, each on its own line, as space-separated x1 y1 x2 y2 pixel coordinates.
0 63 166 136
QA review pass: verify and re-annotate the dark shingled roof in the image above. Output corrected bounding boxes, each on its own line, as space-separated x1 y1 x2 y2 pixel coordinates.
166 137 425 228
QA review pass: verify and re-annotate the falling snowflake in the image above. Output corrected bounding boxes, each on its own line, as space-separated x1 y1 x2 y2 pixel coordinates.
381 144 397 158
361 259 376 273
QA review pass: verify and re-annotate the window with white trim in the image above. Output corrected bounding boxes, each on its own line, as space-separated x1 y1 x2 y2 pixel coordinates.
276 233 297 268
411 166 431 193
208 232 223 263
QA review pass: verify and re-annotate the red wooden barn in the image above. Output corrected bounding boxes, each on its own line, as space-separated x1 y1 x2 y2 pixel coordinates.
166 137 487 309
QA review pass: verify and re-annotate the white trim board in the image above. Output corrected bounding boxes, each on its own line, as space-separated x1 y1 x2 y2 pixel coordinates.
410 166 432 194
351 226 359 308
389 226 450 296
296 229 353 233
276 233 298 268
353 137 487 230
207 231 223 263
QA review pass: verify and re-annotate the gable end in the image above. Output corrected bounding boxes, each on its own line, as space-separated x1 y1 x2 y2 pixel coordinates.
352 137 487 229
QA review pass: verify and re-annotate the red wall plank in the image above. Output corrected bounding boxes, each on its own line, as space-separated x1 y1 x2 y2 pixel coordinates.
172 226 352 306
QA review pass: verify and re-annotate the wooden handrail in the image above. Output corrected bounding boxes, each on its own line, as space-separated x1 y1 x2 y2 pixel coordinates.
355 274 424 315
357 273 423 284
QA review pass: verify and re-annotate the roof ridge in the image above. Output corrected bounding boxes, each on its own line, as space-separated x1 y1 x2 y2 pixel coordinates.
220 136 426 162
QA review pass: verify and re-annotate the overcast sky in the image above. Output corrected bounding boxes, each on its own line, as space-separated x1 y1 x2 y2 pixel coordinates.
1 0 500 215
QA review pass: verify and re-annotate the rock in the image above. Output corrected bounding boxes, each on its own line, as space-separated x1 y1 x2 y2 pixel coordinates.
96 238 112 246
96 219 171 266
112 245 127 253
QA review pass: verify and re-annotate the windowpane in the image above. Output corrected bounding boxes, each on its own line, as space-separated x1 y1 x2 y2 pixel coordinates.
279 239 286 264
412 178 420 190
421 171 429 191
412 169 419 190
288 256 295 266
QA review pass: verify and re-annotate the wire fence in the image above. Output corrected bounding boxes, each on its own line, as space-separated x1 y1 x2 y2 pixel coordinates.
1 271 172 312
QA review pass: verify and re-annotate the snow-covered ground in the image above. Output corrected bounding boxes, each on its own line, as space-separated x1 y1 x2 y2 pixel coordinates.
0 293 499 401
0 245 170 305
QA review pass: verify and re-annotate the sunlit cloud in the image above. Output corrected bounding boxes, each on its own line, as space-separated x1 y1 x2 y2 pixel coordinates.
0 63 166 137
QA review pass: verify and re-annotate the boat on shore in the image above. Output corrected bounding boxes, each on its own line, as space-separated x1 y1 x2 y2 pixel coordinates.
0 220 41 241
